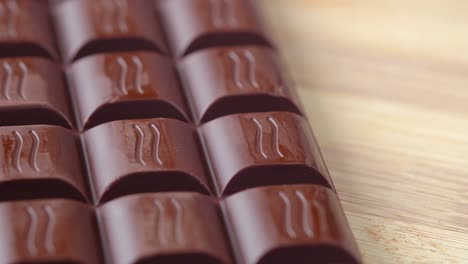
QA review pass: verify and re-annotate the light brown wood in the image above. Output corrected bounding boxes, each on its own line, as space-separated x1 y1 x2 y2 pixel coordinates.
258 1 468 263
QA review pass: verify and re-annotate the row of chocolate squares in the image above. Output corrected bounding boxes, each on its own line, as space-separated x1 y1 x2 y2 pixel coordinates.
0 112 331 204
0 185 360 264
0 46 298 129
3 0 270 62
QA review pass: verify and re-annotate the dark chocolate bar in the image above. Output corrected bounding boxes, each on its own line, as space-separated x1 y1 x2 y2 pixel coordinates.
0 0 361 263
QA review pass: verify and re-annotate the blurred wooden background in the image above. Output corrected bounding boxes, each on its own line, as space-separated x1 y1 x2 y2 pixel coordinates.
258 1 468 263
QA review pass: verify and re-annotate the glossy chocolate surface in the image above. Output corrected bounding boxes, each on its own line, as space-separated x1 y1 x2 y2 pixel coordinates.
161 0 271 57
0 57 73 127
179 46 301 123
83 118 210 203
67 51 188 130
222 185 361 264
0 125 87 201
52 0 167 62
0 0 58 59
0 199 101 263
201 112 332 196
99 192 232 264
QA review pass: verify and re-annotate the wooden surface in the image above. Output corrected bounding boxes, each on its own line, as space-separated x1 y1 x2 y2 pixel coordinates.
259 1 468 263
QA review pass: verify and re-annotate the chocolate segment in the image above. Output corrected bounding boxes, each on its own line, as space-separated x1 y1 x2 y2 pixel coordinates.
200 112 332 196
0 199 101 263
222 185 361 264
52 0 167 62
0 125 87 201
160 0 271 57
179 46 301 123
67 51 188 130
99 193 231 264
0 57 73 127
83 118 210 203
0 0 58 59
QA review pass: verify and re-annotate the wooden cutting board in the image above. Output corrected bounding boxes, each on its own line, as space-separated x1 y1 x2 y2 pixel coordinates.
259 1 468 263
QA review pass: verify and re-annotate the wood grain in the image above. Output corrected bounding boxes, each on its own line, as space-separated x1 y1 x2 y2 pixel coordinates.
258 1 468 263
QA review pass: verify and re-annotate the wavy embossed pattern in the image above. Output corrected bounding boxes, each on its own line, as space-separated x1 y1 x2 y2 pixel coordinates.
200 111 332 196
0 199 101 262
161 0 271 56
0 58 73 128
222 184 361 264
0 125 87 202
52 0 166 62
0 0 58 59
83 118 210 203
98 192 231 264
67 52 188 130
178 46 301 123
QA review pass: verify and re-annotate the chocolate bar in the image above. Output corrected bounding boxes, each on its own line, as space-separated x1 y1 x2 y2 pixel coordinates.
0 0 361 263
